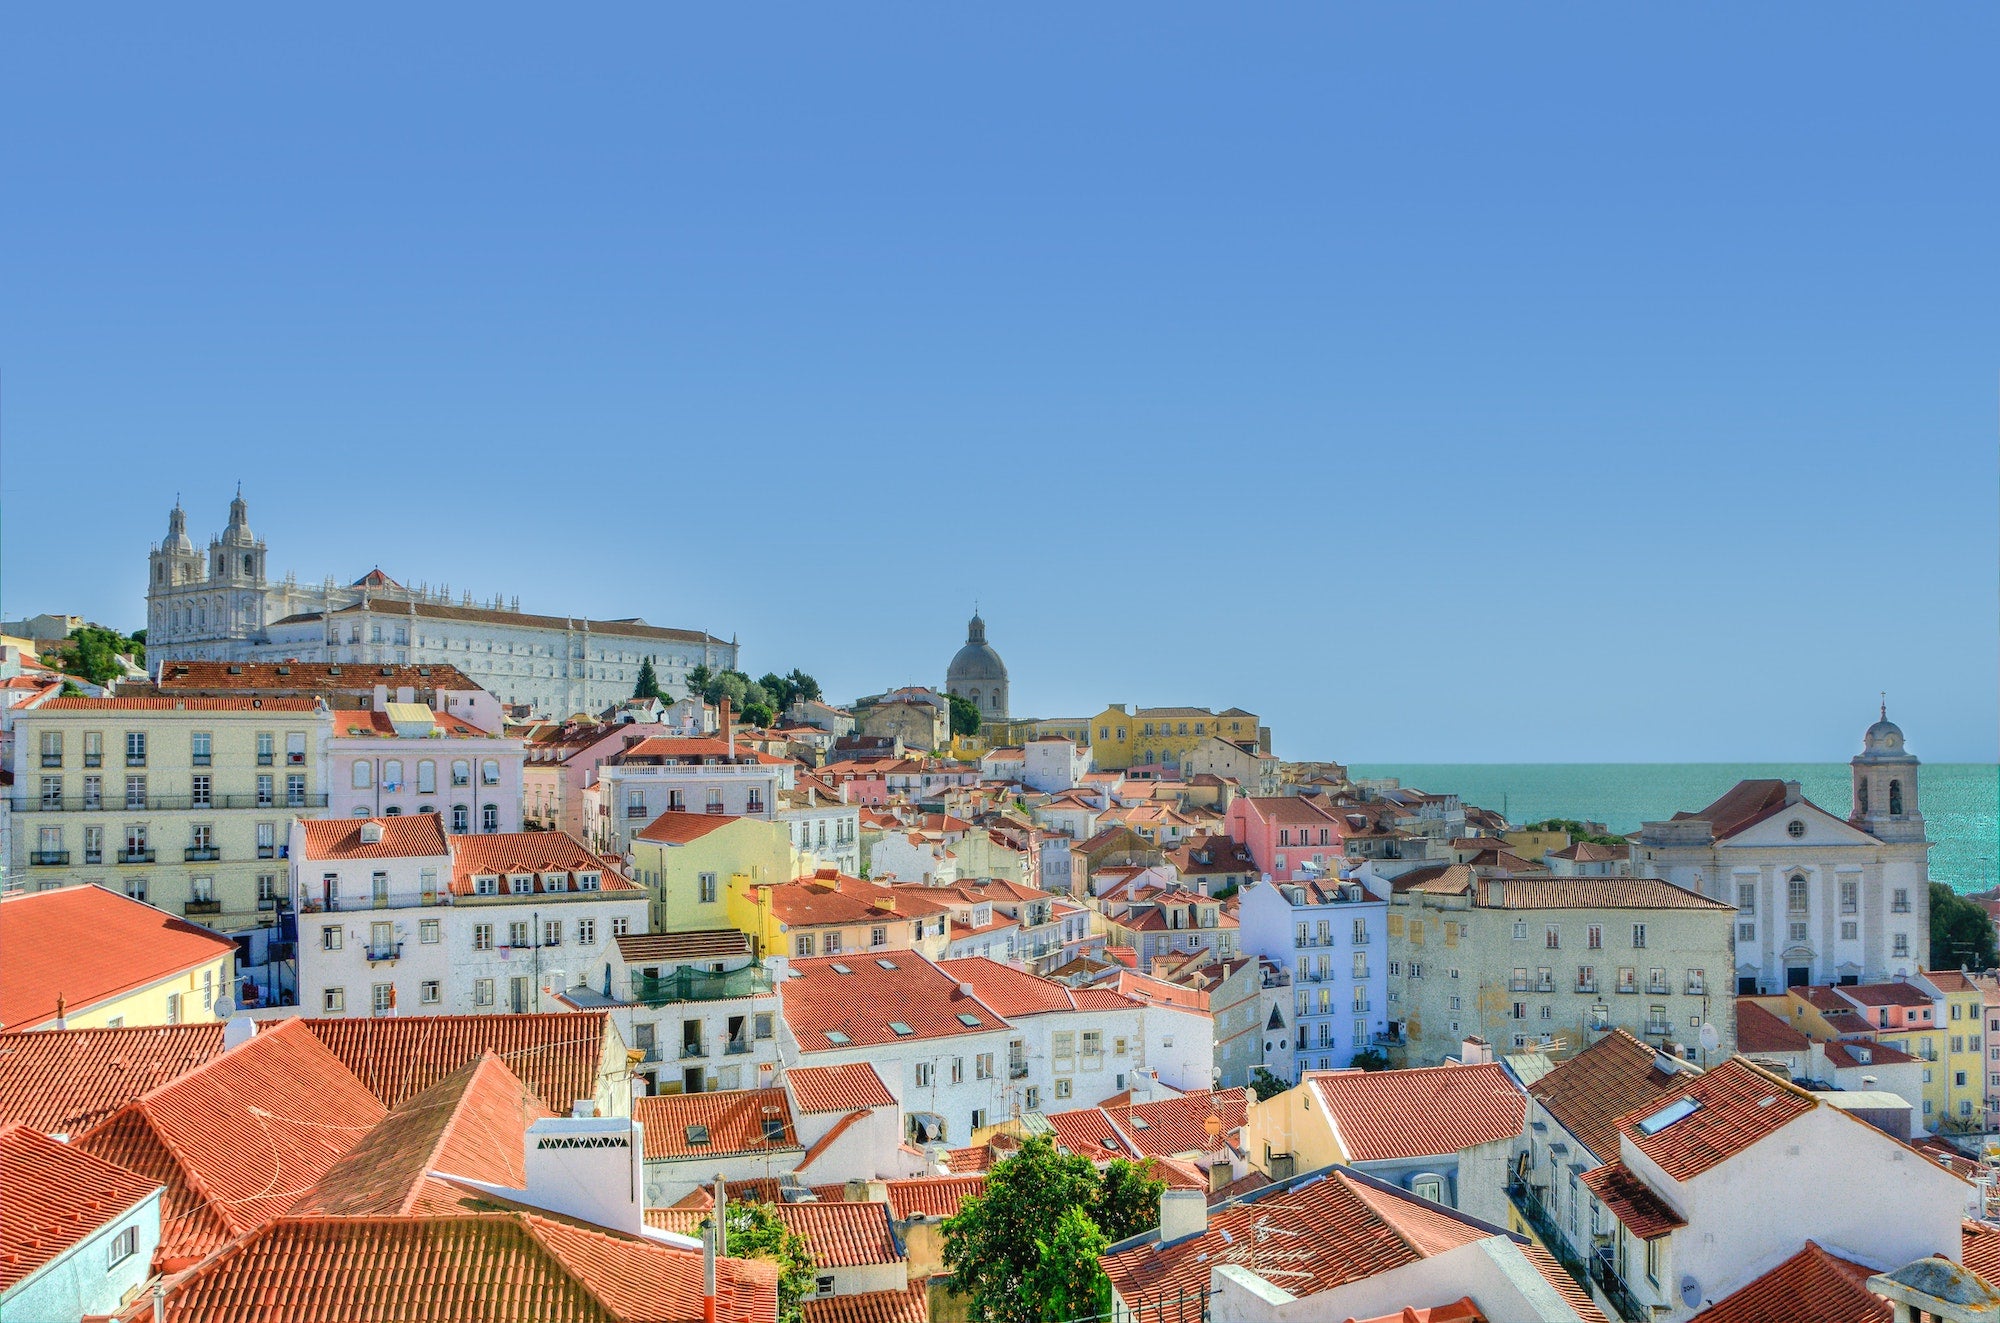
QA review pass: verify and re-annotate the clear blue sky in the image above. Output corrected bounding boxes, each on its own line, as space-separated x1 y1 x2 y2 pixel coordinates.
3 7 1995 763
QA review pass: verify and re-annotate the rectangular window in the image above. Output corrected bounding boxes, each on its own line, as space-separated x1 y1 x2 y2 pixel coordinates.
795 934 815 957
84 731 103 766
108 1224 140 1268
1894 933 1910 957
474 979 494 1007
1631 924 1647 949
976 1053 994 1079
420 919 441 944
322 926 343 951
915 1062 934 1087
579 918 596 945
543 919 562 946
324 988 345 1014
1545 925 1560 949
1588 924 1602 950
256 732 274 766
191 731 212 766
508 921 531 948
698 872 718 903
1055 1078 1073 1099
126 731 146 766
421 980 441 1004
286 733 306 765
473 924 494 951
612 917 630 937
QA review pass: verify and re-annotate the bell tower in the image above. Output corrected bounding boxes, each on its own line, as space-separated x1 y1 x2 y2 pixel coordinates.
1850 700 1924 844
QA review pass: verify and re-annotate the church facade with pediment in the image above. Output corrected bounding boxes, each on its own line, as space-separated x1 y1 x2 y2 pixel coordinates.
1633 708 1930 995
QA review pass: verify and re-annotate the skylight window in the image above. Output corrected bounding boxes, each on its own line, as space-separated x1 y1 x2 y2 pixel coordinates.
1130 1117 1150 1129
685 1125 711 1146
1636 1097 1701 1136
957 1013 982 1027
877 958 899 970
825 1030 851 1045
889 1022 914 1036
831 963 853 975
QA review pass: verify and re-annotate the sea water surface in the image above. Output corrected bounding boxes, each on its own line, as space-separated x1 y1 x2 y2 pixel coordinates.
1347 763 1999 894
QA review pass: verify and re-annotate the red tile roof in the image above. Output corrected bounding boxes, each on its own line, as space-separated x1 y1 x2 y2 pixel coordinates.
761 874 952 928
36 695 321 711
1735 999 1812 1054
634 1088 800 1160
297 1011 612 1112
647 1200 901 1268
1680 779 1797 840
290 1053 553 1217
1306 1062 1526 1162
786 1063 896 1114
0 885 238 1031
801 1283 929 1323
615 930 754 965
1688 1240 1889 1323
450 831 640 893
635 811 744 844
1046 1107 1130 1159
0 1023 228 1135
1099 1169 1491 1309
1963 1220 2000 1285
0 1122 159 1291
1837 982 1937 1009
298 814 451 860
1103 1089 1248 1159
1926 969 1979 994
151 1213 779 1323
76 1019 388 1266
1614 1057 1816 1182
1823 1039 1920 1068
1484 877 1736 911
883 1175 987 1221
329 707 489 738
1579 1161 1687 1240
1530 1029 1691 1162
781 955 1005 1051
157 661 483 694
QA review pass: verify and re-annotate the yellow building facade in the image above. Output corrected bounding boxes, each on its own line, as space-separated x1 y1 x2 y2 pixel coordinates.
1087 705 1265 772
628 813 799 934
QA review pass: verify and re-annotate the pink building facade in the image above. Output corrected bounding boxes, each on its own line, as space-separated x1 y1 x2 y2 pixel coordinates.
1224 795 1346 881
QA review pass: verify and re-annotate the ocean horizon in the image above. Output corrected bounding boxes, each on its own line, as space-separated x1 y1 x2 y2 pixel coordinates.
1348 762 2000 894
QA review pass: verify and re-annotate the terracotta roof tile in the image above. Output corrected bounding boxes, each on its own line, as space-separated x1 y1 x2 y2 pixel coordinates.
449 830 639 893
0 1122 159 1291
153 1213 778 1323
884 1175 987 1221
1103 1089 1247 1159
1579 1161 1687 1239
635 811 744 844
1099 1168 1489 1309
157 661 483 694
0 886 238 1032
1836 982 1936 1009
76 1019 387 1266
615 930 754 965
1734 999 1812 1054
299 814 451 861
289 1053 553 1217
786 1063 896 1114
1678 779 1796 840
1530 1029 1692 1162
781 955 1004 1051
35 695 321 711
1823 1039 1919 1068
328 707 488 738
1306 1062 1525 1162
647 1200 901 1268
633 1088 800 1160
1045 1108 1129 1159
801 1282 929 1323
1486 878 1735 911
0 1023 228 1135
1688 1240 1889 1323
1963 1220 2000 1285
1613 1057 1816 1182
298 1011 612 1112
762 875 952 929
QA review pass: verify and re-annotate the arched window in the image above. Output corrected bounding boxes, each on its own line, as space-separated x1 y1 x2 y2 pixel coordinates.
352 762 372 789
989 693 1000 710
451 760 470 788
969 688 981 707
1889 780 1904 815
243 553 253 573
481 759 499 787
451 805 469 833
1858 780 1870 814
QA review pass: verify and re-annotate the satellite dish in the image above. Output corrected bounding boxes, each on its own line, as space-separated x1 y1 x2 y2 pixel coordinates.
1698 1023 1721 1054
1680 1275 1702 1309
213 996 237 1017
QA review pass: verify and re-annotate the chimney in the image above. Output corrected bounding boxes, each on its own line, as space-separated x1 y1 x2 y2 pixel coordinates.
397 685 416 705
1460 1037 1493 1065
1783 780 1803 805
521 1116 645 1233
721 697 734 757
713 1175 728 1258
1159 1188 1208 1243
223 1016 256 1051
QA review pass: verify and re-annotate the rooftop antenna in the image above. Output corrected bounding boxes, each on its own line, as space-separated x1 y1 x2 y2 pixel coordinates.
1881 692 1888 721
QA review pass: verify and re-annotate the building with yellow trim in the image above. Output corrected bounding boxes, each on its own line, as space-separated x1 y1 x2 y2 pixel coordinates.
0 884 238 1030
1923 970 1989 1130
1087 704 1266 773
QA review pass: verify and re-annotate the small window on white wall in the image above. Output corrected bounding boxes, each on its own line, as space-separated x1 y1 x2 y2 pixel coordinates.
352 762 372 789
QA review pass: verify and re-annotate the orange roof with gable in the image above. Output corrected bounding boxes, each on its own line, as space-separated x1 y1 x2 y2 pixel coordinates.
1103 1088 1247 1159
781 955 1006 1051
1612 1057 1816 1182
0 885 238 1031
0 1122 159 1291
1687 1240 1889 1323
299 814 451 861
633 1088 800 1160
647 1200 900 1269
801 1282 928 1323
1530 1028 1691 1162
1306 1062 1525 1162
785 1062 896 1114
634 811 743 844
884 1174 987 1220
299 1011 613 1112
449 831 640 893
0 1023 228 1135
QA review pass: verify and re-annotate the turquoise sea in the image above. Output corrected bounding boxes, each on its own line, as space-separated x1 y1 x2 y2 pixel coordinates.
1348 764 2000 894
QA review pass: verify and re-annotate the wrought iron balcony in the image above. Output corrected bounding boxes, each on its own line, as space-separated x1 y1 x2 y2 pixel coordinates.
365 942 404 964
725 1039 753 1056
118 849 157 864
30 850 70 865
183 899 222 916
13 792 327 813
680 1041 708 1060
185 847 222 862
1590 1248 1650 1323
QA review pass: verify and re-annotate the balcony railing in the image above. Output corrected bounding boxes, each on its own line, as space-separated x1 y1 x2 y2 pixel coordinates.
1685 979 1706 996
127 755 147 768
1616 983 1638 995
628 966 774 1006
626 806 649 819
1590 1248 1650 1323
12 793 328 813
365 942 404 964
118 849 157 865
1510 978 1530 993
705 804 726 814
1009 1063 1029 1080
680 1041 707 1060
1645 981 1671 996
30 850 70 866
83 850 103 864
724 1039 752 1056
1576 980 1599 994
183 900 222 916
1643 1021 1671 1038
1536 979 1555 994
40 753 63 767
1352 931 1371 945
84 753 102 767
1507 1181 1592 1297
185 847 221 862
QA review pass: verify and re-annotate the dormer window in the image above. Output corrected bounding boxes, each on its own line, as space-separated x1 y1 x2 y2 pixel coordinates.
509 873 533 895
476 875 498 896
577 873 600 891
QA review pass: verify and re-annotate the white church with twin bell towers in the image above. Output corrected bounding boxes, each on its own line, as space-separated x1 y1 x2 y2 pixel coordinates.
1633 704 1932 995
146 490 738 716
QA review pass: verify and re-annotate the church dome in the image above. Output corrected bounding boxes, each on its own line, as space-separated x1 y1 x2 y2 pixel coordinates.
947 613 1008 686
1860 702 1909 759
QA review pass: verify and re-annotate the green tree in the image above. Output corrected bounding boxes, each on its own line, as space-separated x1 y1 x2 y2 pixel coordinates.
633 658 663 700
1093 1157 1165 1242
1931 882 1999 972
686 663 714 701
743 682 771 712
757 671 795 713
1248 1067 1288 1102
740 702 775 728
701 1202 817 1323
1522 818 1626 848
948 693 983 737
47 625 142 687
942 1134 1103 1323
1349 1047 1391 1071
786 668 821 703
1022 1205 1111 1323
